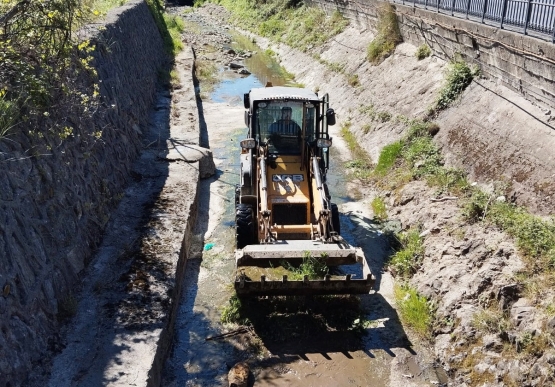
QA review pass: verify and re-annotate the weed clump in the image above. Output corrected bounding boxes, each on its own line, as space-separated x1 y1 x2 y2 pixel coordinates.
388 227 424 278
366 4 402 64
415 44 432 60
394 284 434 339
371 197 388 220
283 252 329 280
434 59 477 112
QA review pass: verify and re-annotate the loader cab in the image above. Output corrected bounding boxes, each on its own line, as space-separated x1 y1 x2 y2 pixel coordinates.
243 86 334 166
255 101 313 156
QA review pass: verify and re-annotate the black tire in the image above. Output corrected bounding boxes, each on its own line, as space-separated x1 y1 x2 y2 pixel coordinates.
236 203 255 248
331 203 341 235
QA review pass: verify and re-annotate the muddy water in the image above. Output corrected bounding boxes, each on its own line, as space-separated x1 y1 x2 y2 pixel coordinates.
163 27 446 387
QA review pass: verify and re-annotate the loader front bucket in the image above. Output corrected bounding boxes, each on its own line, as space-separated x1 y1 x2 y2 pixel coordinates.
234 239 375 297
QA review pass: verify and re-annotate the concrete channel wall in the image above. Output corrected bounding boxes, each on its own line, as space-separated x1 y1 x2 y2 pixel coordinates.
307 0 555 110
0 1 167 385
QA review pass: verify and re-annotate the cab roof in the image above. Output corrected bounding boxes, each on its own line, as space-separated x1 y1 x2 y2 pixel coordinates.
248 86 319 105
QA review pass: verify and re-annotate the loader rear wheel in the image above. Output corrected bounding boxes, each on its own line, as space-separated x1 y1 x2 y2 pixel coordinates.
236 203 255 248
331 203 340 235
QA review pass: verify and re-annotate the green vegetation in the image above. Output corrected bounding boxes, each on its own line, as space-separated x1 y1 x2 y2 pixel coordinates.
366 3 402 64
0 0 179 142
213 0 348 52
374 141 403 177
389 227 424 278
433 59 478 113
359 104 392 123
394 284 434 339
463 189 555 276
282 252 329 280
164 13 186 53
372 120 469 195
371 197 387 220
341 121 373 180
312 54 360 88
415 44 432 60
194 59 218 98
347 74 360 87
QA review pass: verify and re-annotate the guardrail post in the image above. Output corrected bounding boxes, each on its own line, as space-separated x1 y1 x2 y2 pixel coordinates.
523 0 532 35
451 0 456 16
552 8 555 42
466 0 471 19
425 0 429 10
481 0 489 23
438 0 440 12
500 0 508 29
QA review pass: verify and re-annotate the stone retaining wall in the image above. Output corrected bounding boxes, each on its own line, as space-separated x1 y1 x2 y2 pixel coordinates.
0 1 167 385
307 0 555 110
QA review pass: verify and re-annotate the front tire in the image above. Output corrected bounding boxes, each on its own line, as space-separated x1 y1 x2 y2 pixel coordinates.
236 203 255 248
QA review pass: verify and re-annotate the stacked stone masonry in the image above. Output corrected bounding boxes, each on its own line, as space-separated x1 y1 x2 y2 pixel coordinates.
0 1 167 385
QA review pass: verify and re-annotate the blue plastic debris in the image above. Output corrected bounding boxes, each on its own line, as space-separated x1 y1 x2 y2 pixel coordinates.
203 243 215 251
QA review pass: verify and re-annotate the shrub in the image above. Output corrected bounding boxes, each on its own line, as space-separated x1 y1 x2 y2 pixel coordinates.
435 59 476 111
415 44 432 60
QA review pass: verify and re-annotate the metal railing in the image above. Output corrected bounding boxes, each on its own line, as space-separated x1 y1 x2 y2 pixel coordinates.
393 0 555 42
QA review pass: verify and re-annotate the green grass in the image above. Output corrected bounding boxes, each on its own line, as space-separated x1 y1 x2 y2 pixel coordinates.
341 121 374 180
371 197 387 220
216 0 348 53
194 59 218 98
389 228 424 278
374 141 403 176
464 192 555 272
366 3 402 64
394 284 434 339
372 120 469 195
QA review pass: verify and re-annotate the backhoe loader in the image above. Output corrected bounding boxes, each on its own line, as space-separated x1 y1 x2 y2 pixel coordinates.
235 85 374 296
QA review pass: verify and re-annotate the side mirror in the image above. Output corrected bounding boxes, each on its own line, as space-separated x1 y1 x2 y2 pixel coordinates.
326 108 336 126
316 138 332 148
243 93 250 109
240 138 256 149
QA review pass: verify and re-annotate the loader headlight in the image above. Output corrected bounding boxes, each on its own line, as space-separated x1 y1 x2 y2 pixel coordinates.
316 138 332 148
240 138 256 149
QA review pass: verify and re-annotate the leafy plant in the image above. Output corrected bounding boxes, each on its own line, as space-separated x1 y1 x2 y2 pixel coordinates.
389 228 424 278
366 3 402 64
435 59 476 111
221 295 249 324
415 44 431 60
